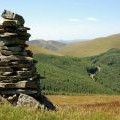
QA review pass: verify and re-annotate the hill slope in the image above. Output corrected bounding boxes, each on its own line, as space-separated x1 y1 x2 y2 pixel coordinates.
60 34 120 57
34 48 120 94
28 39 66 51
27 44 62 56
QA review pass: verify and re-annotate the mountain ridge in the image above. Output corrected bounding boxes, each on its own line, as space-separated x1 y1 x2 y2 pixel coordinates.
60 33 120 57
28 39 66 52
28 33 120 57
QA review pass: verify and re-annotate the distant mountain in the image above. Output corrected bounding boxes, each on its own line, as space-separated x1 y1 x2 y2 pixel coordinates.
57 39 87 44
27 44 62 56
60 34 120 57
28 39 66 52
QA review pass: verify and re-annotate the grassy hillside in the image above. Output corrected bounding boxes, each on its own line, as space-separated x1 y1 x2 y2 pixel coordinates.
28 44 62 56
34 48 120 95
60 34 120 57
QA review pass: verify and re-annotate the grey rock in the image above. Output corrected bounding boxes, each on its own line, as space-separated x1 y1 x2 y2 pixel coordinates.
1 49 20 56
21 67 36 71
10 62 34 68
17 26 30 31
0 26 30 36
0 81 37 89
16 81 37 89
22 68 31 71
17 70 35 76
0 75 30 80
2 46 23 52
0 74 38 83
1 72 13 76
0 38 26 46
0 32 17 37
18 33 31 41
0 55 33 62
0 76 21 82
26 50 33 57
2 19 19 28
17 94 40 108
0 28 4 33
0 24 3 27
7 94 17 103
1 89 38 95
1 10 25 25
0 82 16 88
1 49 28 56
0 67 13 72
0 61 10 66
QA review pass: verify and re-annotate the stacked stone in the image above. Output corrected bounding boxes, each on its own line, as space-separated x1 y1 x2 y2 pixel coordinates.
0 10 40 95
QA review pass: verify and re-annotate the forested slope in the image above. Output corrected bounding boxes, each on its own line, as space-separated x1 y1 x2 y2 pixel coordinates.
34 48 120 94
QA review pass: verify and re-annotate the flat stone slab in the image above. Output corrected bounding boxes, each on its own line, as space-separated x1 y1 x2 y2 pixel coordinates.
1 49 28 56
0 61 34 68
18 33 31 40
0 80 37 89
1 72 13 76
17 26 30 31
0 28 4 33
0 67 13 72
0 38 26 46
2 26 30 33
0 55 33 61
2 46 23 52
0 32 17 37
0 89 38 94
2 20 19 28
0 74 38 83
17 70 36 76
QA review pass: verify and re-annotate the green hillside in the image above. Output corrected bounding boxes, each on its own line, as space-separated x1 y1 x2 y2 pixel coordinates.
34 48 120 95
60 34 120 57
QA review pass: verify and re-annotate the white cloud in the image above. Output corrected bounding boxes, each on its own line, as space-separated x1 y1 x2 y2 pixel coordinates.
68 18 80 22
86 17 98 22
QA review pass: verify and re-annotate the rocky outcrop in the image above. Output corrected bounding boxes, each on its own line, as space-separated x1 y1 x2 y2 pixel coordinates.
86 65 101 80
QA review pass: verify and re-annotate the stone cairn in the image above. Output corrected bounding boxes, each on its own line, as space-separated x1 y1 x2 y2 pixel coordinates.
0 10 44 107
0 10 56 110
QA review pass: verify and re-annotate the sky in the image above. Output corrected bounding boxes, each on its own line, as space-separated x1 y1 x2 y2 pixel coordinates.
0 0 120 41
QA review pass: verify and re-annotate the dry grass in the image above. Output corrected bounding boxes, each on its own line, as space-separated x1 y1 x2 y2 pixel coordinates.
47 95 120 119
47 95 120 106
1 95 120 120
60 34 120 57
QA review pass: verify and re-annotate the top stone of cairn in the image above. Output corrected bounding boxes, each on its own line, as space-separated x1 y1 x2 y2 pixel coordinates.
1 10 25 25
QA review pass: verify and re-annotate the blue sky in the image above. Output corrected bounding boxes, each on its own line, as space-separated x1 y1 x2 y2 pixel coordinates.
0 0 120 40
